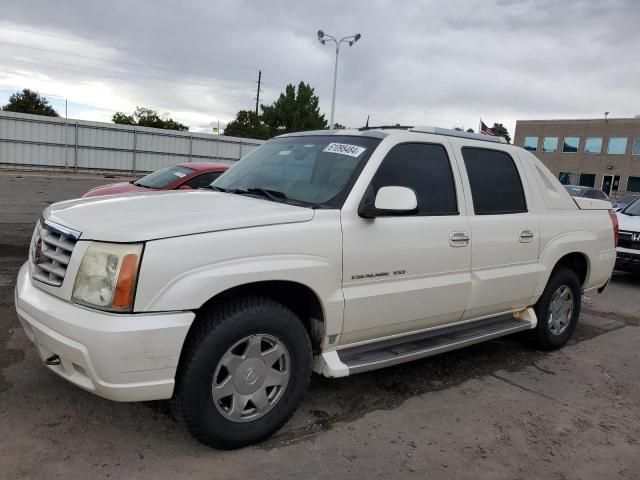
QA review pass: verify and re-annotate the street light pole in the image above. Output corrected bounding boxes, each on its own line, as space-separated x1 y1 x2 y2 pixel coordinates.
317 30 361 129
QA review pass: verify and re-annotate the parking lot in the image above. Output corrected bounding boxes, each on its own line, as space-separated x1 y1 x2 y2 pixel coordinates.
0 171 639 479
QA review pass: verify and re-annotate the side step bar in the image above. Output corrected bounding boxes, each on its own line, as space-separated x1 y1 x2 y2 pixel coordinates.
337 314 534 375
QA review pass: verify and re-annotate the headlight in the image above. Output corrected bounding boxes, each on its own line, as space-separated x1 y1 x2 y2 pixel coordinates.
72 242 143 312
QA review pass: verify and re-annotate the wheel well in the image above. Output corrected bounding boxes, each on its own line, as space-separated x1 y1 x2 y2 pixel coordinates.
554 253 588 287
195 281 325 352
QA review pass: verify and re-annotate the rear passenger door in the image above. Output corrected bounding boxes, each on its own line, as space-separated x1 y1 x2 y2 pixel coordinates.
340 142 472 345
456 145 540 320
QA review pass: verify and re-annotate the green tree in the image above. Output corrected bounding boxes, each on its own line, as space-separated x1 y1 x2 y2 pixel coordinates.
2 88 59 117
112 106 188 131
333 123 346 129
492 123 511 143
261 82 327 137
223 110 269 139
466 128 474 133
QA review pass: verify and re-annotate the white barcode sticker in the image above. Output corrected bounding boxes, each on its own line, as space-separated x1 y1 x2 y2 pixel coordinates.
174 172 186 178
323 143 366 157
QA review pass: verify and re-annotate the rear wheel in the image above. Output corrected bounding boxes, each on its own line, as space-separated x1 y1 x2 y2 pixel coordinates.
171 296 312 449
531 267 581 350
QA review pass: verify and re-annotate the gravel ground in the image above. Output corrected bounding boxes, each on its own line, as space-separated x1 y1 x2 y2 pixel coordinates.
0 171 638 480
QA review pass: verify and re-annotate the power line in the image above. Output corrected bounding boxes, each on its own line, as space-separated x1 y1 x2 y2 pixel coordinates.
0 53 263 101
0 24 262 74
0 41 258 91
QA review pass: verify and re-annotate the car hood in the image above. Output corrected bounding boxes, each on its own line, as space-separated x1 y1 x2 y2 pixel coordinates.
44 191 315 242
83 181 148 197
617 211 640 233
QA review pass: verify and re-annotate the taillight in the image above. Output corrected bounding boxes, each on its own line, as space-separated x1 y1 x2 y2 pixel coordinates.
608 209 619 246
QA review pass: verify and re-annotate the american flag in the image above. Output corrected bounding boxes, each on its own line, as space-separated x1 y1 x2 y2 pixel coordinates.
479 120 496 136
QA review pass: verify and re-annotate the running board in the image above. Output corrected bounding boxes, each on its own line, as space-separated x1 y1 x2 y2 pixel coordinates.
337 314 534 375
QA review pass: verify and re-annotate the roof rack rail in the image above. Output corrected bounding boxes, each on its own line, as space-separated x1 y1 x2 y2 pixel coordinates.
410 126 508 144
358 125 414 131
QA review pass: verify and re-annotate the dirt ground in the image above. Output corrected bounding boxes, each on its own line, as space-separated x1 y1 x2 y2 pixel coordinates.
0 171 638 480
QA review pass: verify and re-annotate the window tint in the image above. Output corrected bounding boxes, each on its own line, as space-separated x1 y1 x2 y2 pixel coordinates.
562 137 579 153
462 147 527 215
558 172 574 185
585 137 602 153
370 143 458 215
579 173 596 187
583 189 606 200
627 177 640 193
183 171 224 189
607 137 627 154
523 136 538 151
134 165 195 189
542 137 558 152
633 137 640 155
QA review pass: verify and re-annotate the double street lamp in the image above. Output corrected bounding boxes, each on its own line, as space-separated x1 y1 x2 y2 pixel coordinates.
317 30 361 129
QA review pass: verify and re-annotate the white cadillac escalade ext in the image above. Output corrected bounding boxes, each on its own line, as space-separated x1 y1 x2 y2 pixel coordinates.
15 126 617 449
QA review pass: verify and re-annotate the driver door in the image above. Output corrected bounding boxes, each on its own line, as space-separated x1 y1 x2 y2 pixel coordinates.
340 141 472 345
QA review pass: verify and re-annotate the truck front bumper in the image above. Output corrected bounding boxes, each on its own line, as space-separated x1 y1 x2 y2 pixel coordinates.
15 263 195 402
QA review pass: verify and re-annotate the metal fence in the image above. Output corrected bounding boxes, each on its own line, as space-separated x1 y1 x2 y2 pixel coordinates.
0 110 264 174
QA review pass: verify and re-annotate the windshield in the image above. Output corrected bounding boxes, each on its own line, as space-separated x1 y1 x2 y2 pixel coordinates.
134 165 194 189
213 135 381 207
618 195 639 205
564 186 584 197
622 196 640 216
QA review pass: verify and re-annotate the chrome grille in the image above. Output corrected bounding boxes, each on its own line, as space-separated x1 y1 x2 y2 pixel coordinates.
30 220 80 287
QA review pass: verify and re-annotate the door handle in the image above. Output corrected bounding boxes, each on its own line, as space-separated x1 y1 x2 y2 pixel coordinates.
519 230 535 243
450 231 470 247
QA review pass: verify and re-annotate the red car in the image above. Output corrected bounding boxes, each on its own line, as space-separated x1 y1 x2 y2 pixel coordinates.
82 163 230 198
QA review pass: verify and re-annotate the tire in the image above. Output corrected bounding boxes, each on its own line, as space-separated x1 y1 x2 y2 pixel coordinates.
171 296 312 449
531 267 581 350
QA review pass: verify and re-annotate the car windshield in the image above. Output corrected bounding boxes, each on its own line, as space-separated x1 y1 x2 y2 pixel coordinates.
618 195 639 205
564 186 584 197
212 135 381 207
134 165 194 189
622 197 640 216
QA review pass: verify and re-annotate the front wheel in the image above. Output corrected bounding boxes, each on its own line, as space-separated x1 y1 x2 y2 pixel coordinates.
171 296 312 449
531 267 581 350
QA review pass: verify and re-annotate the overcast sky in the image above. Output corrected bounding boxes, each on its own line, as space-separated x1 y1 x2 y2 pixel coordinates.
0 0 638 135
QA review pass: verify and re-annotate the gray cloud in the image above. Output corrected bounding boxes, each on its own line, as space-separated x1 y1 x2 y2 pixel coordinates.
0 0 638 134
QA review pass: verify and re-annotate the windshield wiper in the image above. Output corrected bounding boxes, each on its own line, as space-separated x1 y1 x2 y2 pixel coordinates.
224 187 287 202
207 185 228 192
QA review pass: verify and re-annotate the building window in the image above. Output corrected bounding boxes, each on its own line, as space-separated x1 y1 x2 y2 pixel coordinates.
558 172 575 185
542 137 558 152
563 137 579 153
584 137 603 154
607 137 627 154
462 147 527 215
632 137 640 155
523 136 538 151
627 177 640 193
579 173 596 187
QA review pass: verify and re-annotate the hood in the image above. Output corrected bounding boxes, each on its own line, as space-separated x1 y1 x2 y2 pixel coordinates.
44 190 315 242
83 181 147 197
617 211 640 233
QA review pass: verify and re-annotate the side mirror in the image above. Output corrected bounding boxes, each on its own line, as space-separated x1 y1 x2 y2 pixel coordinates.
359 186 418 218
178 185 193 190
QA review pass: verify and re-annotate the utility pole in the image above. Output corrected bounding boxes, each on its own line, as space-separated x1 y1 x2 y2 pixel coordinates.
255 70 262 116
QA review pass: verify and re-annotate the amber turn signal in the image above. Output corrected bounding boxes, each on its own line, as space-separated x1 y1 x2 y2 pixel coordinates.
112 254 139 309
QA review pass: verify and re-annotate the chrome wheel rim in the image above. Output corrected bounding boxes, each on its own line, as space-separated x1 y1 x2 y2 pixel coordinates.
548 285 574 335
212 334 290 423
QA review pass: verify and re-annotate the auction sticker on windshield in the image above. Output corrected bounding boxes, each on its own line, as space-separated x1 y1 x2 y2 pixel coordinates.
323 143 366 157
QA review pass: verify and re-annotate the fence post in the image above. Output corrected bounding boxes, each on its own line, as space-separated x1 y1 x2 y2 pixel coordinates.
189 133 193 162
239 139 243 160
132 129 137 174
74 121 78 172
